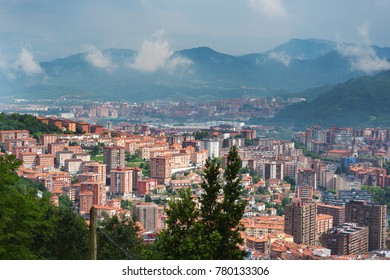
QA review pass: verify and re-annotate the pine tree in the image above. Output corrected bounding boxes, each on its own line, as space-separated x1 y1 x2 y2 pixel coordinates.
155 146 247 259
201 145 247 259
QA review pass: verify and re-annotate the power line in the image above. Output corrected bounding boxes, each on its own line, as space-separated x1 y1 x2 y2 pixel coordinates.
97 227 134 260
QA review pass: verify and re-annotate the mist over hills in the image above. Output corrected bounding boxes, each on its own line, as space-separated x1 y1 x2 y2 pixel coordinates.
1 38 390 103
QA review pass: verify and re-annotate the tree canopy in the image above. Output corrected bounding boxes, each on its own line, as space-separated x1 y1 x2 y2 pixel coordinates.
0 154 89 260
97 214 146 260
0 113 62 136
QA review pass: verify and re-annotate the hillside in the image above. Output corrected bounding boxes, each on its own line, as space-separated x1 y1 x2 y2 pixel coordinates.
270 70 390 128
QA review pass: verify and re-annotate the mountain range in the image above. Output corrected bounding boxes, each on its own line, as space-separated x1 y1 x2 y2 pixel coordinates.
2 38 390 102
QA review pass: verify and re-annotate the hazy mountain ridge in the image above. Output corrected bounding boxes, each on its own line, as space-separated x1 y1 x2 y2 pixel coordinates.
2 38 390 102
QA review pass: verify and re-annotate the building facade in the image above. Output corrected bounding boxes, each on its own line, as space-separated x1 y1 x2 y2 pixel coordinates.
345 200 387 251
284 200 317 245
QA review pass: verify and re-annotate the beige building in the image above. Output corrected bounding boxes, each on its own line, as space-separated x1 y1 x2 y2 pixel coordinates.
65 159 83 175
316 214 333 242
110 167 133 196
103 146 125 173
83 162 107 185
133 203 158 231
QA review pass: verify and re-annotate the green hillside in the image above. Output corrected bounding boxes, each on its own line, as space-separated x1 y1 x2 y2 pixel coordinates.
271 70 390 129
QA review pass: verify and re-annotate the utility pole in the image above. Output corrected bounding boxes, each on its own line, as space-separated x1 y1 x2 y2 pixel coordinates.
89 206 97 260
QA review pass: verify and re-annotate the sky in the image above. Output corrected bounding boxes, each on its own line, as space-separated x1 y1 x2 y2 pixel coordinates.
1 0 390 64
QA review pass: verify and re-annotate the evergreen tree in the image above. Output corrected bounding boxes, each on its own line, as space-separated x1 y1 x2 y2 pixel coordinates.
155 146 247 260
154 188 221 259
215 146 246 259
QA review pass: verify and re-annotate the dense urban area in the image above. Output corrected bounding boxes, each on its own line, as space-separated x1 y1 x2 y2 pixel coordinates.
1 98 389 260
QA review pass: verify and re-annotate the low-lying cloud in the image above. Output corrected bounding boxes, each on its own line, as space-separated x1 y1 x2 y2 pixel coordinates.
85 45 114 69
15 48 42 75
338 44 390 74
267 51 291 66
338 23 390 74
130 32 192 73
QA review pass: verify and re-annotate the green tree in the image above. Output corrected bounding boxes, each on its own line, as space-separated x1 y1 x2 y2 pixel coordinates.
215 145 247 259
45 207 89 260
154 188 220 259
0 155 89 260
144 194 152 202
155 146 247 260
0 155 22 186
59 195 74 209
121 200 133 210
97 214 145 260
194 131 209 140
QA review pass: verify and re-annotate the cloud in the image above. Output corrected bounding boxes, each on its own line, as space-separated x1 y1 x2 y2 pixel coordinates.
267 51 291 66
337 23 390 74
15 48 42 75
84 45 114 69
130 31 192 73
248 0 288 18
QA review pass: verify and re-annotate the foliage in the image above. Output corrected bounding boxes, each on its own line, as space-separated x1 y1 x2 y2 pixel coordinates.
214 145 247 259
155 146 247 260
274 203 286 216
154 188 220 259
361 185 390 208
121 200 133 210
97 214 145 260
58 195 74 209
284 176 296 187
327 189 337 195
244 138 254 146
0 113 62 136
47 207 89 260
0 155 23 186
144 194 152 202
15 176 47 192
140 161 150 177
239 166 251 174
0 184 89 259
88 143 104 158
126 151 143 163
194 131 209 140
0 156 89 260
282 197 292 206
256 187 270 195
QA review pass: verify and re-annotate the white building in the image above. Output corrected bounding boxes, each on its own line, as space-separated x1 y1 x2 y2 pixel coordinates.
200 139 220 159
